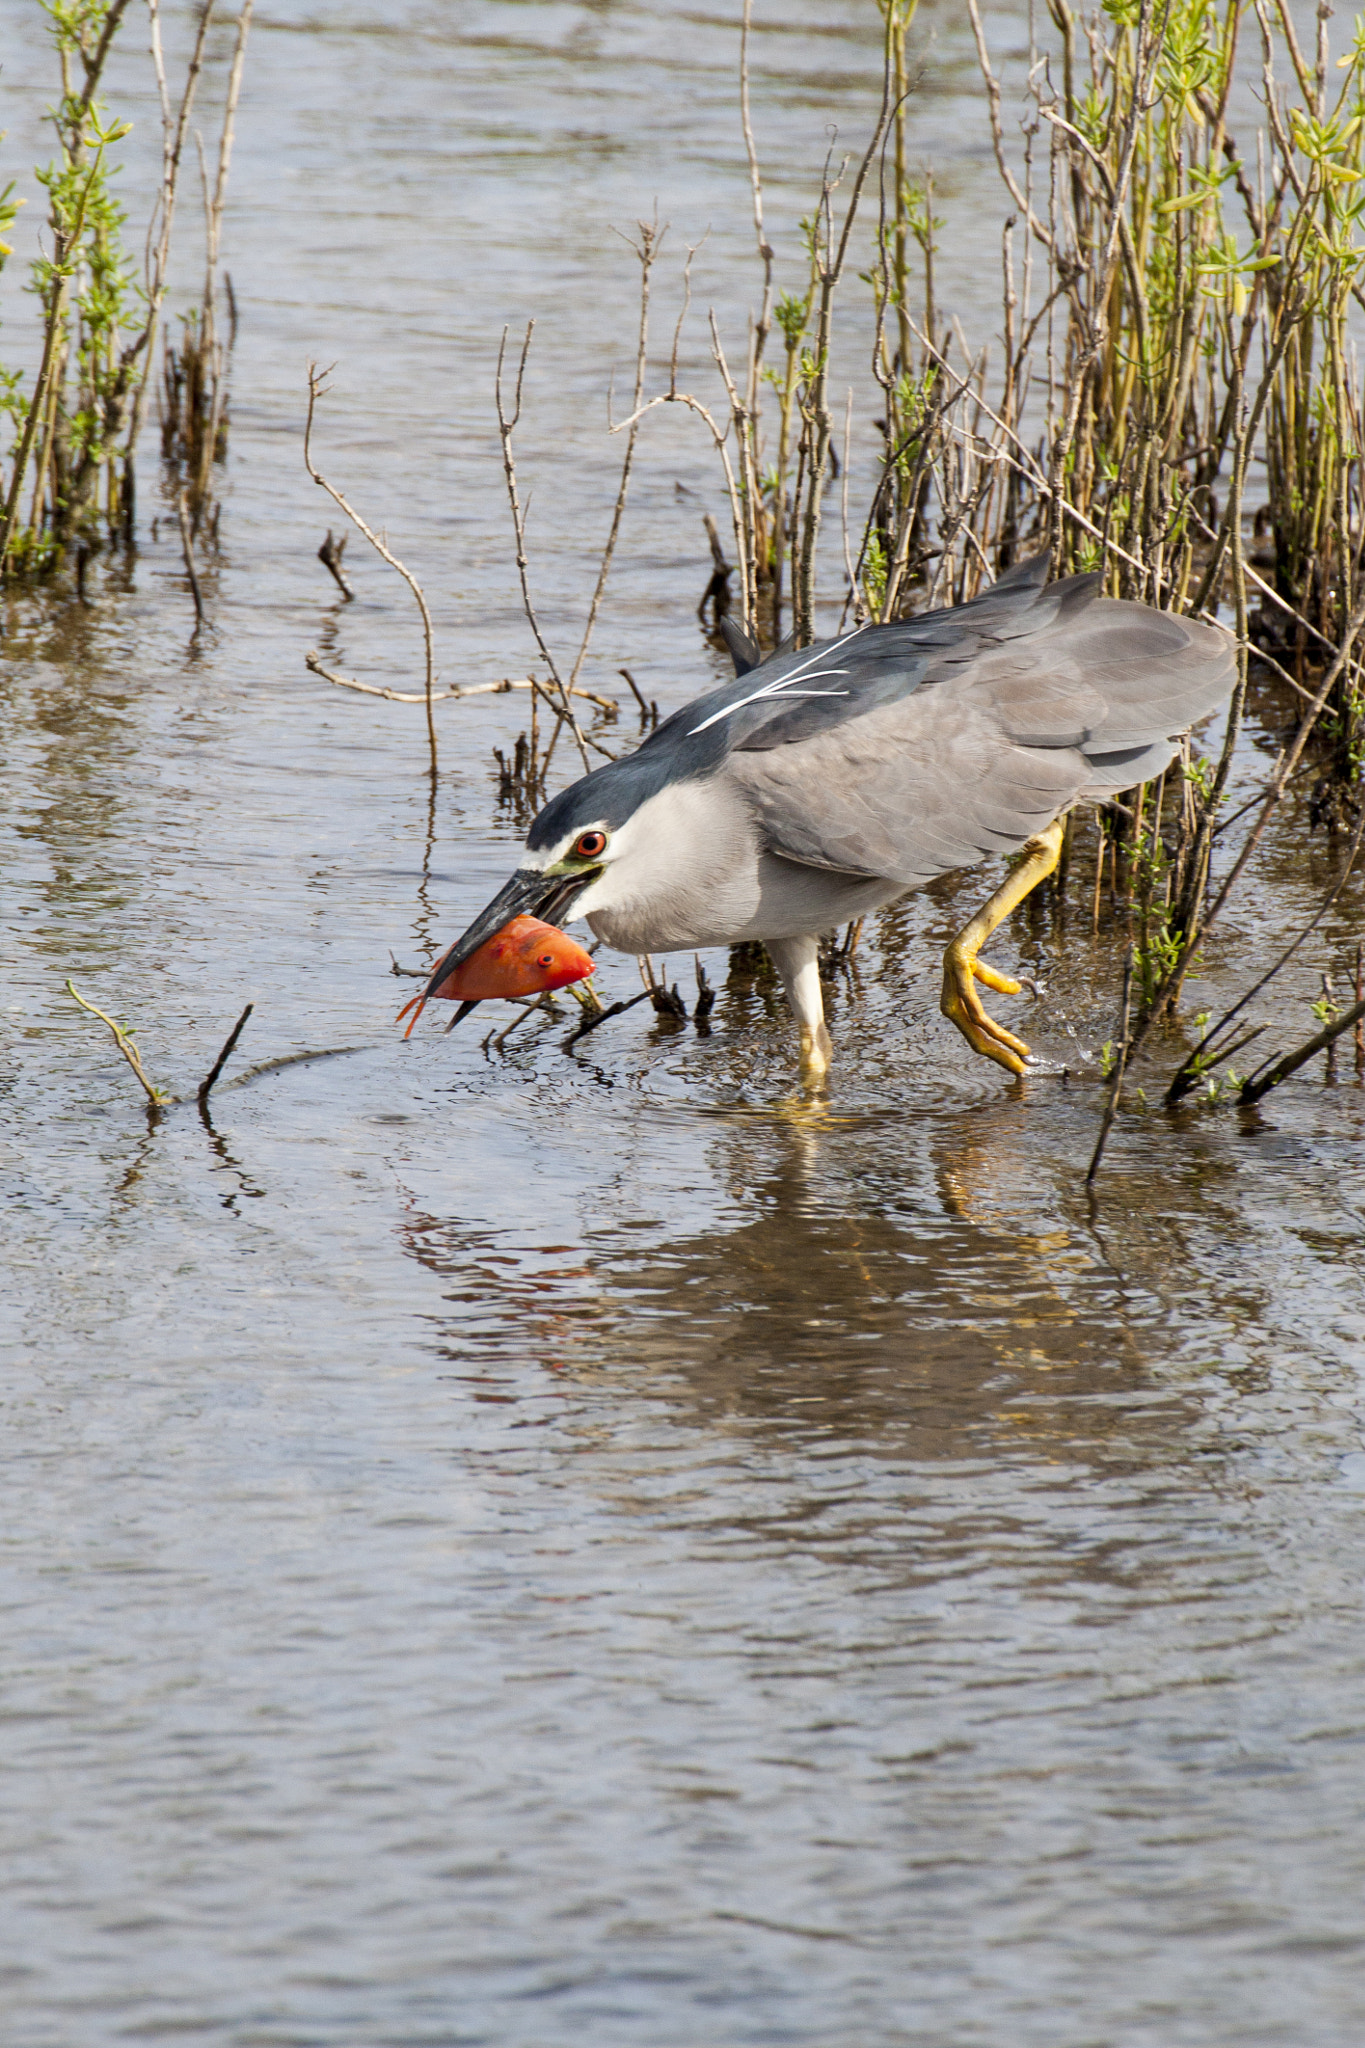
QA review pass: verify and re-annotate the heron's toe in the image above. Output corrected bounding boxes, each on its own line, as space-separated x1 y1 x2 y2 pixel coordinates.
971 959 1022 996
941 949 1032 1075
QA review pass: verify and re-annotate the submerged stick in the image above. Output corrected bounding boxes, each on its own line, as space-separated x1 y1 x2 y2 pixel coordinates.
562 988 655 1049
1086 945 1134 1186
198 1002 253 1103
318 528 353 598
175 488 205 628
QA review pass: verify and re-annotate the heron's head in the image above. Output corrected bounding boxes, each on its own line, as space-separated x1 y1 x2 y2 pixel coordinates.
403 749 735 1030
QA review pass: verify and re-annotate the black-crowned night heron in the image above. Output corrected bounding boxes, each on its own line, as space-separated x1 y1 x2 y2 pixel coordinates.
413 555 1233 1082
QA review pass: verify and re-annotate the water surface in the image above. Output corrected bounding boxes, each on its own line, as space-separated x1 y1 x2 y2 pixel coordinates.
3 4 1365 2043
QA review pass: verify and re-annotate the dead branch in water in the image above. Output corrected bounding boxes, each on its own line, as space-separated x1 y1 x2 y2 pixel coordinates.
303 652 615 712
1085 945 1134 1187
303 363 440 774
562 988 655 1049
198 1003 254 1104
67 982 256 1109
318 528 353 598
1240 994 1365 1106
495 323 592 775
572 219 661 691
1166 805 1365 1105
175 488 205 630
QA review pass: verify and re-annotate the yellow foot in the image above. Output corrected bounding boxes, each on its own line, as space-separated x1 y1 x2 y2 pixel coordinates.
799 1021 832 1092
941 946 1031 1076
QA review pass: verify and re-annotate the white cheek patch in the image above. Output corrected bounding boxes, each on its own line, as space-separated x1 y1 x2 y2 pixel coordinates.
522 819 612 872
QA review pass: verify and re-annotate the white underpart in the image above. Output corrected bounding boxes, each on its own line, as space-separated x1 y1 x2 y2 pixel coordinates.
688 627 868 734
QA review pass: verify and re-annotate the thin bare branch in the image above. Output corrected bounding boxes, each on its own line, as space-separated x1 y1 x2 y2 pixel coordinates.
303 365 439 773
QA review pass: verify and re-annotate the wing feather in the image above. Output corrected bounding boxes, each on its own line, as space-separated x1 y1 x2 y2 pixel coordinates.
726 592 1233 885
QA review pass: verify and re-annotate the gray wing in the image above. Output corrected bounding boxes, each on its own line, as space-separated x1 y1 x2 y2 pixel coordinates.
725 597 1234 887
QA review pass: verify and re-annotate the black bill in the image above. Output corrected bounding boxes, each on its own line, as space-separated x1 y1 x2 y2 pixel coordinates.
413 864 599 1022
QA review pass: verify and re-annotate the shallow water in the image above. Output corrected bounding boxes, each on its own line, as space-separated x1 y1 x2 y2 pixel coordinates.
3 4 1365 2044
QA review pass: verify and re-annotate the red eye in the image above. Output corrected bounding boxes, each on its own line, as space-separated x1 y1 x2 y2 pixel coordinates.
538 953 555 968
575 830 607 859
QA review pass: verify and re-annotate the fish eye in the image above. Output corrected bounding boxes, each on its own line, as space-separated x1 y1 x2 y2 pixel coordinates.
537 952 555 968
574 830 607 860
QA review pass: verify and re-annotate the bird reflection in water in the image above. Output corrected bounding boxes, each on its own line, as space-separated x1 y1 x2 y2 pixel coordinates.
399 1106 1181 1474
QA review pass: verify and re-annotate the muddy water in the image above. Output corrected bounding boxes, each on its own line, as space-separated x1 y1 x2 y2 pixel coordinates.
3 3 1365 2044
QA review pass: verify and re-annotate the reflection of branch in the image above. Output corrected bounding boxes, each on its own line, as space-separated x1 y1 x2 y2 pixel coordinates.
304 364 439 773
66 980 169 1107
304 652 616 712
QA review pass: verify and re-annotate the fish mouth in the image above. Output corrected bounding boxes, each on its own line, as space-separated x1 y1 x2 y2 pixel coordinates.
413 865 601 1015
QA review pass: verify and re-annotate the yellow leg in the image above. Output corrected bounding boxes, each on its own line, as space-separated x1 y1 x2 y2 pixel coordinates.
941 818 1065 1077
799 1019 833 1088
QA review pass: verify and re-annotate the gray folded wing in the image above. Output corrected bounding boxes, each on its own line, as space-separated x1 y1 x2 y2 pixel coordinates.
725 596 1234 887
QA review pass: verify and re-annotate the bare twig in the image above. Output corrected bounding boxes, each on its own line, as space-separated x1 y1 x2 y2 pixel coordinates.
129 0 216 465
739 0 775 419
318 528 353 598
1086 945 1134 1186
494 324 591 772
964 0 1056 250
562 988 655 1049
198 1002 253 1103
303 652 615 712
66 980 169 1107
617 666 658 727
571 220 661 690
304 364 439 772
175 488 205 628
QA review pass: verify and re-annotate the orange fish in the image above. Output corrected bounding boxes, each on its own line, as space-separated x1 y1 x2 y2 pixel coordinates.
397 915 594 1036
